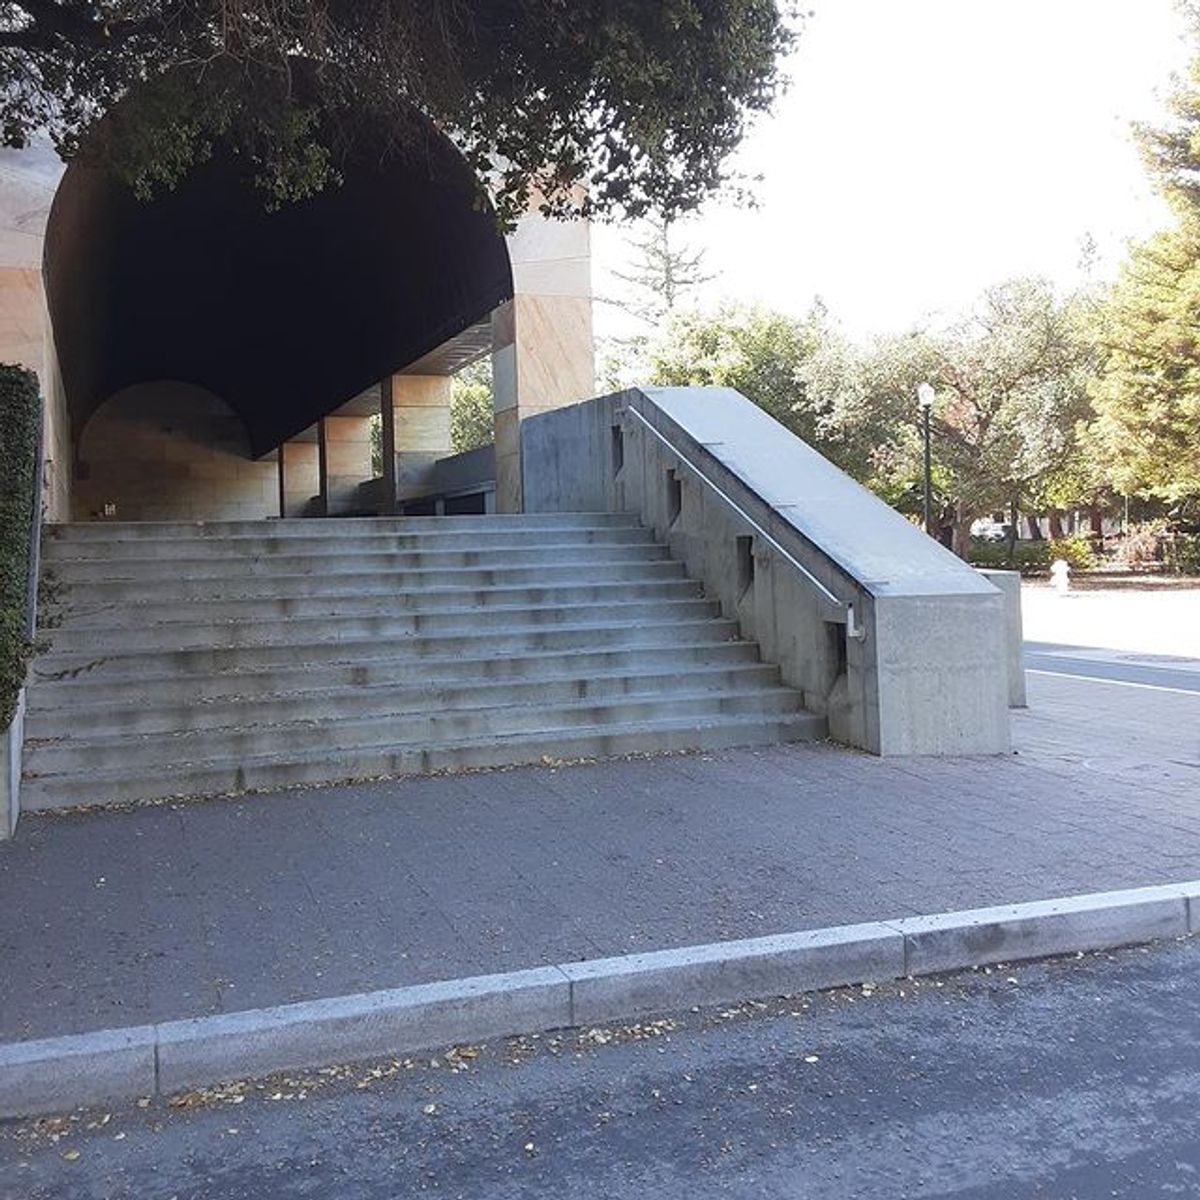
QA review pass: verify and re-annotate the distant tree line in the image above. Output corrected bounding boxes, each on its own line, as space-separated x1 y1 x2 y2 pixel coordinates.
604 18 1200 562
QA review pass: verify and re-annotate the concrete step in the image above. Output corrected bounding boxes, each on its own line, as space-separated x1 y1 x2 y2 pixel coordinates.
24 687 803 776
42 525 657 562
44 513 636 542
40 597 723 654
26 641 765 712
31 617 745 682
20 711 827 811
25 662 784 740
49 578 707 631
44 559 690 604
27 514 821 810
43 542 672 583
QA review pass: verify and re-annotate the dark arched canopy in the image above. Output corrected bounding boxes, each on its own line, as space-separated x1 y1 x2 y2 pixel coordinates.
44 113 513 457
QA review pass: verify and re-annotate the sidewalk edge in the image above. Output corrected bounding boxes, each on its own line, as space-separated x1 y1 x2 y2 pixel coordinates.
4 879 1198 1121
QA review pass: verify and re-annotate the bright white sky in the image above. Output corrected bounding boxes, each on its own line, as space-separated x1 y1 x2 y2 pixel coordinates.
592 0 1193 338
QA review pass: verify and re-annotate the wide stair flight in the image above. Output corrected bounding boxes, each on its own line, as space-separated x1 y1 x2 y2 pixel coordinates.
23 514 825 810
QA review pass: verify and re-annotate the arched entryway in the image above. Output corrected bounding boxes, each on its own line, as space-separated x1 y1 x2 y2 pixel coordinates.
43 102 514 518
74 382 279 521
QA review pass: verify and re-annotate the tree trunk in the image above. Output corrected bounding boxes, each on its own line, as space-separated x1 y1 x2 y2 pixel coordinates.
1025 515 1041 540
951 506 974 559
1089 507 1104 537
1048 510 1065 540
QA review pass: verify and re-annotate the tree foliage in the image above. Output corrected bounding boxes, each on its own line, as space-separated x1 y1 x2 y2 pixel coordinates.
612 216 716 326
1086 30 1200 505
916 279 1095 551
1088 226 1200 501
1134 13 1200 222
0 1 794 219
645 281 1093 557
647 302 827 440
450 360 495 454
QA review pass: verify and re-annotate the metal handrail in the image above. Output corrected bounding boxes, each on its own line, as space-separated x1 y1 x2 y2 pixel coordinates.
619 405 864 639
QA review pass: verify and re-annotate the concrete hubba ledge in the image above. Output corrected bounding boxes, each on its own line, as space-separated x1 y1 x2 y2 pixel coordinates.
520 387 1012 756
3 880 1200 1120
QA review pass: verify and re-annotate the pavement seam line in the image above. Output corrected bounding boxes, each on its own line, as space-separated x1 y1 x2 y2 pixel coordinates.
554 965 578 1029
879 920 910 976
1026 668 1200 696
3 878 1199 1121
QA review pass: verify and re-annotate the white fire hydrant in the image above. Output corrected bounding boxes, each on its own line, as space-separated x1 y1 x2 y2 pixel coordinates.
1050 558 1071 596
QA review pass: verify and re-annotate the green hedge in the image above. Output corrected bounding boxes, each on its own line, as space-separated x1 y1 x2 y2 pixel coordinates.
1165 533 1200 576
0 366 40 729
968 535 1097 573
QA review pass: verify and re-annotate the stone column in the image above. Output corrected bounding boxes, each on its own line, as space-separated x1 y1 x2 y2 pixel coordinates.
318 415 373 515
492 211 594 513
278 430 320 517
380 374 452 508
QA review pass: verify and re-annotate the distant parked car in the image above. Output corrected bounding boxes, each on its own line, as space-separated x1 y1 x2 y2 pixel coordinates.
971 519 1012 542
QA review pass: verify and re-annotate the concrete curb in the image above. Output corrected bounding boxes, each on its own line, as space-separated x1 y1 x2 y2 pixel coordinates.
4 879 1200 1120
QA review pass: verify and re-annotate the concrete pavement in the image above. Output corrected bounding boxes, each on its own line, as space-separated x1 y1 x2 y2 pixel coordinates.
7 934 1200 1198
1026 641 1200 692
1021 580 1200 659
2 664 1198 1045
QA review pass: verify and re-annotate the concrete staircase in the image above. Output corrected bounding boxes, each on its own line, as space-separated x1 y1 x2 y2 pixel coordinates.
23 514 825 810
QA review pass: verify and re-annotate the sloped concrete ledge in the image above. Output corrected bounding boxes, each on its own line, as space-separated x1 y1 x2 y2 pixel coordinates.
4 882 1200 1121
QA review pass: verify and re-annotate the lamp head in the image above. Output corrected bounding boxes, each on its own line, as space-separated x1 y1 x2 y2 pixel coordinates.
917 382 935 410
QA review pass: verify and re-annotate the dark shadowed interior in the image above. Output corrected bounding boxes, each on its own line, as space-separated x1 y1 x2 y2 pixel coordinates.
44 118 512 458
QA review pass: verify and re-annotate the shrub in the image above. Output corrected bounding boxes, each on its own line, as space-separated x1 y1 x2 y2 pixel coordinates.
1047 534 1098 571
968 535 1096 573
1164 533 1200 576
0 366 40 729
1114 521 1166 568
968 538 1023 569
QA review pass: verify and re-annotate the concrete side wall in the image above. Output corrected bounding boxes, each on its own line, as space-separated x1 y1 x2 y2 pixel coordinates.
74 383 278 521
522 387 1011 756
873 593 1009 755
0 689 24 840
977 568 1027 708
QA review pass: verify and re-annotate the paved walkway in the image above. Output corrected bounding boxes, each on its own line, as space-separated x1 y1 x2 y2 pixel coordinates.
2 666 1199 1044
1022 581 1200 659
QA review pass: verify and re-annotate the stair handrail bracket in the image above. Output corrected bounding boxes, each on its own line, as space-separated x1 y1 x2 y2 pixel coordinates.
520 386 1012 757
617 404 865 641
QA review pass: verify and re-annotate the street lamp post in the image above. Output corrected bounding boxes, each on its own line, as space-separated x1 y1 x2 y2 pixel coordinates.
917 382 935 536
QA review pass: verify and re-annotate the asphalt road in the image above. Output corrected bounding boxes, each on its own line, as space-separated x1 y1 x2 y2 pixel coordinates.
1025 640 1200 693
6 937 1200 1199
